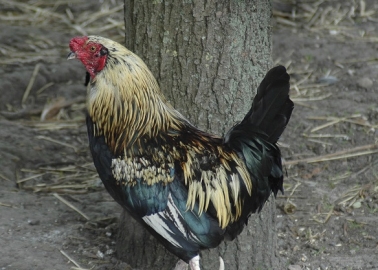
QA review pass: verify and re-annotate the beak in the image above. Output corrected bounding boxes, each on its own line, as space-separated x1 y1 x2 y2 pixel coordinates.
67 51 77 60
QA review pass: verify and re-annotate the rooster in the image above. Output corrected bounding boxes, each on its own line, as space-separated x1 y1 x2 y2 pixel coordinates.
68 36 293 270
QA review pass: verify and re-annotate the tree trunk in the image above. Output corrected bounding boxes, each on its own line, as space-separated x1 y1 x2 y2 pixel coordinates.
117 0 281 269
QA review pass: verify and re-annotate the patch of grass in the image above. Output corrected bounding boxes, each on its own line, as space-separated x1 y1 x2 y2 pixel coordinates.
304 55 314 62
323 201 334 212
347 219 365 230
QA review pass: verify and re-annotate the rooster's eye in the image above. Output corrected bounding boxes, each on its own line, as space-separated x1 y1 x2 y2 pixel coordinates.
90 46 96 52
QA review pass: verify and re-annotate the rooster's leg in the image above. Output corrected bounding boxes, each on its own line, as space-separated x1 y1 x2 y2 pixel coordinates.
219 256 224 270
173 255 200 270
175 255 224 270
188 255 200 270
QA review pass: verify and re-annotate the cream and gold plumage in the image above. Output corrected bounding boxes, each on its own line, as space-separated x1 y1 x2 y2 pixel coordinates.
84 36 252 228
68 35 293 269
86 36 183 153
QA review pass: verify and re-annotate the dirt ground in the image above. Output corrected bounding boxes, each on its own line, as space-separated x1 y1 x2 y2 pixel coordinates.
1 1 378 270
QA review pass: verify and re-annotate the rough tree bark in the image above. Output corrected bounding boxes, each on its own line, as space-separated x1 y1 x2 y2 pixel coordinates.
117 1 281 269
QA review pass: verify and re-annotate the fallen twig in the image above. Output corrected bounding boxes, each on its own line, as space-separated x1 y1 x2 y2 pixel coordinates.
284 143 378 165
22 63 41 105
59 249 85 269
17 173 45 184
36 135 78 152
53 193 90 220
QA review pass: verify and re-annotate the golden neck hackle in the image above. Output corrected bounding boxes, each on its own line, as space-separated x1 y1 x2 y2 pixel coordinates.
85 36 183 155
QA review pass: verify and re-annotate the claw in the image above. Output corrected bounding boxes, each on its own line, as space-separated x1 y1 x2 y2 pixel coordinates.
219 256 224 270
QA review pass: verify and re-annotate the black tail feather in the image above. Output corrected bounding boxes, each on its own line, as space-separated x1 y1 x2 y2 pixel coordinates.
241 65 293 143
224 66 293 240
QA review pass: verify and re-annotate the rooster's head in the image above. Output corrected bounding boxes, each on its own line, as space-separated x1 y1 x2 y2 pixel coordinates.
67 35 184 154
68 36 109 78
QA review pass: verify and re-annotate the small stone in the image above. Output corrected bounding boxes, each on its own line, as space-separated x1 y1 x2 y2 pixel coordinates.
105 249 114 255
352 201 362 209
318 75 338 85
288 265 302 270
357 77 373 89
28 219 40 225
320 263 329 270
301 254 308 262
96 250 104 259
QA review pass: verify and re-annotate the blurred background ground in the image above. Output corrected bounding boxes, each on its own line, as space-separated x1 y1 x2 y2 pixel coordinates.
0 0 377 269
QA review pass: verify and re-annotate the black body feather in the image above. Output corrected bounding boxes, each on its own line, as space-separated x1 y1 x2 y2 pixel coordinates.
87 116 226 261
86 61 293 263
222 66 293 239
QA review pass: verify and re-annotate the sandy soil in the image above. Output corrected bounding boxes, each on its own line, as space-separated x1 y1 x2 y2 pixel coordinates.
0 1 377 270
